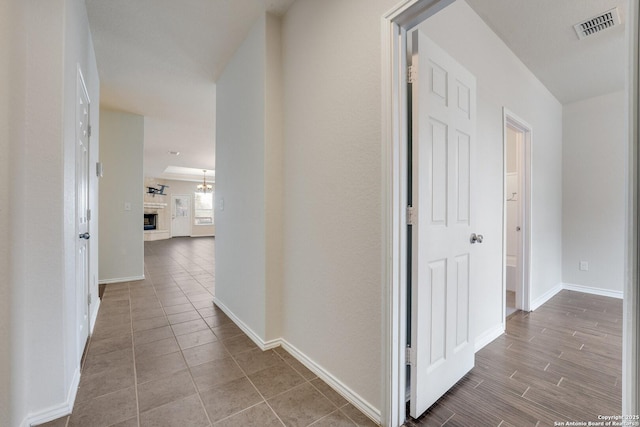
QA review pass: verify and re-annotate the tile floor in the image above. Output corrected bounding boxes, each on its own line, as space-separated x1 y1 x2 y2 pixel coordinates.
406 290 623 426
35 237 624 427
38 237 376 427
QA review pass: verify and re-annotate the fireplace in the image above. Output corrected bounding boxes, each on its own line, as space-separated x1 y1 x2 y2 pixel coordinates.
143 202 168 241
144 214 157 230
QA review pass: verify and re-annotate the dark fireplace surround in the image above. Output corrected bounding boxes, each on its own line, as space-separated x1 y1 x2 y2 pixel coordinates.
144 213 157 231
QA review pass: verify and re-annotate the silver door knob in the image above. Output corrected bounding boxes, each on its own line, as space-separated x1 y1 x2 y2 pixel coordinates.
79 232 90 240
470 233 483 244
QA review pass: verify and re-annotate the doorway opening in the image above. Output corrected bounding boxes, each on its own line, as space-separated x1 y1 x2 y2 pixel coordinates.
503 109 531 318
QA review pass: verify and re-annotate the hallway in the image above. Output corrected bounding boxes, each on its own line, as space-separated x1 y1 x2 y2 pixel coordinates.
37 237 623 426
40 237 375 427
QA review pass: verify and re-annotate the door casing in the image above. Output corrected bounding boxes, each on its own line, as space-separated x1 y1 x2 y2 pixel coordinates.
502 108 532 317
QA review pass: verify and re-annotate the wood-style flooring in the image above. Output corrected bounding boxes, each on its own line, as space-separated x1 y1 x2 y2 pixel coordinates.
406 290 623 427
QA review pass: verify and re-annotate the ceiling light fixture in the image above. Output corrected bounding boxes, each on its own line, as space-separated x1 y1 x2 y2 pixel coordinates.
168 151 180 155
197 170 213 193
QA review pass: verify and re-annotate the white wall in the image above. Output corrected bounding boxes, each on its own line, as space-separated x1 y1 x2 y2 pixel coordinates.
8 0 100 424
416 0 563 333
264 13 284 342
99 109 144 283
563 90 626 294
215 15 268 340
12 1 67 422
281 0 399 413
0 1 13 425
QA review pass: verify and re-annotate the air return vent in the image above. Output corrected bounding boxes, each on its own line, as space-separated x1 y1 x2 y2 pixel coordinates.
574 8 620 40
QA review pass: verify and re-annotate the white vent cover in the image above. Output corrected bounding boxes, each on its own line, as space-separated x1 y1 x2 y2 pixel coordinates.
574 8 621 40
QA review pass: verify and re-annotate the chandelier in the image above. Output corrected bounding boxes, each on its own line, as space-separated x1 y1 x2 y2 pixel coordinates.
197 169 213 193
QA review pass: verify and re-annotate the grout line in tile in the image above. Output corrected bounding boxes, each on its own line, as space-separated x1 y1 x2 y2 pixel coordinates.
441 412 455 426
127 283 142 427
211 401 285 427
147 268 214 427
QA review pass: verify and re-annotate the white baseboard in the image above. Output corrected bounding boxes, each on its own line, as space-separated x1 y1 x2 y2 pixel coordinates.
562 283 624 299
211 298 380 425
530 282 623 312
23 367 80 426
530 283 564 311
212 297 280 351
99 275 145 285
280 340 381 425
474 323 505 352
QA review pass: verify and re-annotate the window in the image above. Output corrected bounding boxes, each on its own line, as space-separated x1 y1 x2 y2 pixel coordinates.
194 191 214 225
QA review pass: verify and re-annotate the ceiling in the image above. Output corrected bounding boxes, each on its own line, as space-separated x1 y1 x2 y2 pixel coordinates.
465 0 628 104
86 0 628 180
85 0 296 181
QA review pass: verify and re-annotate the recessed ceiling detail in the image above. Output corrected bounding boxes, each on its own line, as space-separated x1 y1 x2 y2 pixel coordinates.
574 8 620 40
161 166 215 182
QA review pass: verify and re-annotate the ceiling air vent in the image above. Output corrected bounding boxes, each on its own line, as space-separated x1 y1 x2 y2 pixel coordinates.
574 8 621 40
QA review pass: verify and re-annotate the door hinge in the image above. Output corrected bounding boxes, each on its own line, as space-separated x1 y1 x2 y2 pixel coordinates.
406 206 416 226
88 125 92 138
88 293 92 306
405 346 414 365
87 209 92 221
408 65 417 84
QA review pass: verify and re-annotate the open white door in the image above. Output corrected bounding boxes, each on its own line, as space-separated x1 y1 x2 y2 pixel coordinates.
409 31 477 418
76 68 91 359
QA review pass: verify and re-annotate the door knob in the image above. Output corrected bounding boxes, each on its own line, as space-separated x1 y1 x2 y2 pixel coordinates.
79 232 90 240
470 233 483 244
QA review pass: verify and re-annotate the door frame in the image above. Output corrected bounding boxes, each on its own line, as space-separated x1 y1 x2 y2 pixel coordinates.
381 0 639 425
502 108 532 316
624 0 639 415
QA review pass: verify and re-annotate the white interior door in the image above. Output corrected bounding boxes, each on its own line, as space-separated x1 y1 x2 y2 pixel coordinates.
76 69 91 358
409 30 477 418
171 194 191 237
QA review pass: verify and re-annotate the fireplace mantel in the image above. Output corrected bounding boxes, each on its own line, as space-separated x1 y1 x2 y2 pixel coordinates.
144 202 167 209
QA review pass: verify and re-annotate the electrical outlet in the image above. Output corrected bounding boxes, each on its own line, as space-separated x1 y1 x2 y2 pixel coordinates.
579 261 589 271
